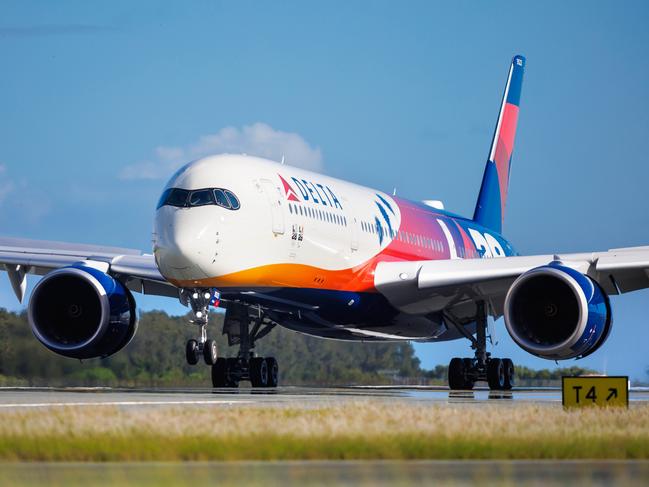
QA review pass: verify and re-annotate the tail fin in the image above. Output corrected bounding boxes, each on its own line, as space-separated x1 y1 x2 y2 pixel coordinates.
473 55 525 234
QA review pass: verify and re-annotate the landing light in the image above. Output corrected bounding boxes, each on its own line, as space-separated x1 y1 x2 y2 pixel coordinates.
192 292 199 299
204 292 211 300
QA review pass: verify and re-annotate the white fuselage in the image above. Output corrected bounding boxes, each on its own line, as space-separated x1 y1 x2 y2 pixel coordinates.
153 154 403 290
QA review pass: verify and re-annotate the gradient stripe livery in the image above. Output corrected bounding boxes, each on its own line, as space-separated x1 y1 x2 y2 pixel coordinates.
152 56 525 339
473 55 525 234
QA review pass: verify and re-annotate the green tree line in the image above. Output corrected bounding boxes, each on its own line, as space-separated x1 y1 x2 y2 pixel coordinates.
0 308 422 386
0 308 604 387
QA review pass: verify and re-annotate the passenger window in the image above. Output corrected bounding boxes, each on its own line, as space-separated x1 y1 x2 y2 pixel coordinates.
213 189 231 209
224 190 240 210
189 189 215 207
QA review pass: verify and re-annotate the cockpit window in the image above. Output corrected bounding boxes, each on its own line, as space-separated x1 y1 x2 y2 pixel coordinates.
166 188 190 207
224 190 240 210
189 189 214 207
156 188 173 209
157 187 240 210
213 189 231 208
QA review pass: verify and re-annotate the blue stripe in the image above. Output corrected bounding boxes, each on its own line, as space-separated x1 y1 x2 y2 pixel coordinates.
375 201 394 236
375 193 395 215
375 216 384 245
506 55 525 106
472 162 502 233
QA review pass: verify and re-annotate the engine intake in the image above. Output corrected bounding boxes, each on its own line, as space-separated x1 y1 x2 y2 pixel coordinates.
503 263 612 360
28 263 137 359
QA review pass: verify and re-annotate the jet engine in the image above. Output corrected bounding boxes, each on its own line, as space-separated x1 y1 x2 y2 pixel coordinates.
28 263 137 359
503 262 612 360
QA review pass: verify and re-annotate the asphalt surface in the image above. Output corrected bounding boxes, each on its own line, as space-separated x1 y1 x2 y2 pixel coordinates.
1 385 648 408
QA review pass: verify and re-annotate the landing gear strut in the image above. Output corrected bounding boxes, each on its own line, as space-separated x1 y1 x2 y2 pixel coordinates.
446 301 515 391
211 302 278 388
182 289 218 366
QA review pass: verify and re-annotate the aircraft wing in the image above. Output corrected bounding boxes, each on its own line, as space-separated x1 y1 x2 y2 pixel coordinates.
374 246 649 317
0 236 177 302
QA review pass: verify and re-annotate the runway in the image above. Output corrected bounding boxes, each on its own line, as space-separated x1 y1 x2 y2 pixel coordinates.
1 385 648 408
1 386 648 483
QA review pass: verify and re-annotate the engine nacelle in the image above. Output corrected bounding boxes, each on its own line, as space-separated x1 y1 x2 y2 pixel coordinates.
28 263 137 359
503 262 612 360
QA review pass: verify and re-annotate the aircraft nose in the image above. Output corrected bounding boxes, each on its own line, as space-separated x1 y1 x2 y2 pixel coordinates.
153 209 214 281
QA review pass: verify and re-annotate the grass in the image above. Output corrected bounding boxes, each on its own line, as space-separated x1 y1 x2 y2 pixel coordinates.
0 402 648 461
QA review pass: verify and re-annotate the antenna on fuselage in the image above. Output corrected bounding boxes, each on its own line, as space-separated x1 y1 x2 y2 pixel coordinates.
281 155 285 165
393 187 397 196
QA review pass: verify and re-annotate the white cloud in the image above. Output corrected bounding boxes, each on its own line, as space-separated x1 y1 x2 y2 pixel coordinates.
120 122 323 180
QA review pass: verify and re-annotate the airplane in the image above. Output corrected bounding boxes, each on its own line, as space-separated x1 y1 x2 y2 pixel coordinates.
2 55 647 390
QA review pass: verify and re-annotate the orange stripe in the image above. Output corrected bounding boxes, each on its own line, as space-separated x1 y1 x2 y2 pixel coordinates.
169 262 379 292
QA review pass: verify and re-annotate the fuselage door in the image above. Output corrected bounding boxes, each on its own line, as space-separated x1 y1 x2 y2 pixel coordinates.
350 216 359 251
258 179 285 235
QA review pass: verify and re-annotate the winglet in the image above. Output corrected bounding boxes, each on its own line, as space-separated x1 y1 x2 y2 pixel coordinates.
473 55 525 234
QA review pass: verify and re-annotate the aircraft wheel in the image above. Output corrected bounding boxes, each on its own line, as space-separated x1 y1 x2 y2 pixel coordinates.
203 339 218 365
185 339 199 366
487 358 506 390
249 357 268 387
225 358 240 388
462 358 475 390
211 358 228 387
448 357 466 390
502 358 515 390
265 357 279 388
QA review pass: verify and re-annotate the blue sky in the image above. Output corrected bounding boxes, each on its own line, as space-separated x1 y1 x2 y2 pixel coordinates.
1 1 648 379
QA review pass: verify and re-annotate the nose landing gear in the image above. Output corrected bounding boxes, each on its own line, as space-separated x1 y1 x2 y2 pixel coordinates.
182 289 219 366
445 301 515 391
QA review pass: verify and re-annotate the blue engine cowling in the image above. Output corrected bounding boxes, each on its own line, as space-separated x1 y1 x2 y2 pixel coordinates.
27 263 138 359
503 262 612 360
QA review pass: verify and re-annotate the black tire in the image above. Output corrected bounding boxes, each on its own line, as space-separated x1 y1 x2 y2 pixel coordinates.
462 358 475 390
203 339 218 365
448 357 466 390
265 357 278 388
487 358 506 390
502 358 515 390
185 339 199 366
211 357 228 387
249 357 268 387
225 358 240 388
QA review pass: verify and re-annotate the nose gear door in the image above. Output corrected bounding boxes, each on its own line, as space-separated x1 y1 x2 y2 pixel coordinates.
257 179 285 235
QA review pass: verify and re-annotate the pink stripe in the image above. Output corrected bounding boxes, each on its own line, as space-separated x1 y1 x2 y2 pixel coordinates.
494 103 519 217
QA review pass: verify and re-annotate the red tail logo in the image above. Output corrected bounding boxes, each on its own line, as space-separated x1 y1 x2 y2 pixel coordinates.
278 174 300 201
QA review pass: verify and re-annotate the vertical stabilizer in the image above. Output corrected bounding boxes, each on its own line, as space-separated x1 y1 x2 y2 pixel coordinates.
473 55 525 234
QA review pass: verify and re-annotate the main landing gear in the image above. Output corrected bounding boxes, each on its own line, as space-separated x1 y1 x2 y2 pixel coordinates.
446 302 515 391
182 289 279 388
212 302 278 388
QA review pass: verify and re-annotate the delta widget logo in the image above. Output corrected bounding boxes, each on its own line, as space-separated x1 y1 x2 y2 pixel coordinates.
277 174 343 210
